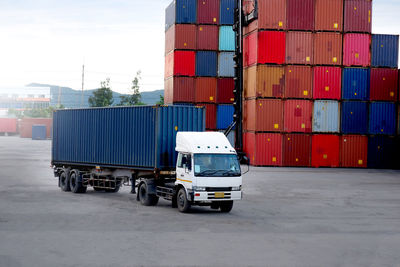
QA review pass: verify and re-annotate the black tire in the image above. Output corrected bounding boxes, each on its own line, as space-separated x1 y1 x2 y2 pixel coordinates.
60 171 71 192
70 171 87 194
105 184 120 193
177 188 191 213
220 201 233 213
138 183 159 206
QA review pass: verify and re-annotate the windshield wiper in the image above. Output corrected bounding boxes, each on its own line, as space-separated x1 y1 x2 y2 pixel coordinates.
196 170 219 176
221 170 240 176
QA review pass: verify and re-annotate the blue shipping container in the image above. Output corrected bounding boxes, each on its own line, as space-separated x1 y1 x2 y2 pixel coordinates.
368 136 399 169
342 68 370 100
371 34 399 68
219 26 235 51
341 101 368 134
369 102 396 135
165 0 197 31
32 125 47 140
217 104 234 129
196 51 217 77
313 100 340 133
218 52 235 77
52 106 205 170
220 0 236 25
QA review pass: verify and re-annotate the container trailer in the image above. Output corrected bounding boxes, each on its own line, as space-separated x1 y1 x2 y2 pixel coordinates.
52 106 245 213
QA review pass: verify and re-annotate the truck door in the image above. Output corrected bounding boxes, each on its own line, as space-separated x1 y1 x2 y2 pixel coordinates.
176 153 193 185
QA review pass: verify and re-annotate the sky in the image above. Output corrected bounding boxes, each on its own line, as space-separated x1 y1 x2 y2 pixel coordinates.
0 0 399 94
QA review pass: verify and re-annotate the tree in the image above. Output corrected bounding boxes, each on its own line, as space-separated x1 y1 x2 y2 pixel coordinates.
156 95 164 105
119 71 145 106
88 78 114 107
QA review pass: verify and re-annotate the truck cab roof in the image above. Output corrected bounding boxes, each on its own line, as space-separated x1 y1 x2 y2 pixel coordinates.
175 132 236 154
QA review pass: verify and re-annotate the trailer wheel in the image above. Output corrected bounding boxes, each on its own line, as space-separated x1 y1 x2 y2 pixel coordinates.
138 183 159 206
177 188 191 213
70 171 87 194
219 201 233 213
60 171 71 192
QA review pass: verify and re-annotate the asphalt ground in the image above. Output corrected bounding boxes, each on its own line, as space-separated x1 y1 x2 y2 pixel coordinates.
0 136 399 267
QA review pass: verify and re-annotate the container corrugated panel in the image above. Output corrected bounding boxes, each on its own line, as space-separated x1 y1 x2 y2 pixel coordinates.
218 52 235 77
52 106 205 169
315 0 343 31
196 51 217 77
195 77 217 103
216 105 234 130
370 68 398 101
286 31 313 65
314 32 343 66
244 132 283 166
313 100 340 133
244 65 285 98
313 67 342 100
165 24 197 54
243 19 258 36
219 26 235 51
283 134 312 167
311 135 340 167
217 78 234 104
340 135 368 168
369 102 396 135
197 0 219 24
344 0 372 33
341 101 368 134
197 25 219 50
343 33 371 67
165 0 197 31
371 34 399 68
196 103 216 130
258 0 286 30
243 31 257 67
164 77 195 104
20 118 52 138
368 136 398 169
243 99 283 132
284 66 312 99
258 31 286 64
243 0 255 15
0 118 17 133
32 125 47 140
284 100 313 133
165 51 196 78
286 0 314 31
342 68 370 100
220 0 236 25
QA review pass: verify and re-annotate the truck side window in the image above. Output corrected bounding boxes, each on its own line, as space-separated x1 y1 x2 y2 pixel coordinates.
186 155 192 171
177 153 183 168
179 154 192 171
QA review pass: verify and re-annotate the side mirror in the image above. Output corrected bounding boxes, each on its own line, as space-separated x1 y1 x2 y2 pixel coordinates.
243 156 250 165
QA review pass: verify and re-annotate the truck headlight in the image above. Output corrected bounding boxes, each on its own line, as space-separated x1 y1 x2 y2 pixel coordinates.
193 186 206 191
231 186 241 191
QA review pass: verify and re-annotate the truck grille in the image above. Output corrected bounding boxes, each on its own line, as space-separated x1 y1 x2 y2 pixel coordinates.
206 187 231 192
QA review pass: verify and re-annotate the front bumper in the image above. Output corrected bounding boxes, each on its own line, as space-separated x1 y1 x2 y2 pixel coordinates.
193 191 242 201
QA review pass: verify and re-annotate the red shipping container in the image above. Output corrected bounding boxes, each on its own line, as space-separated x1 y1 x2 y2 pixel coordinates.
370 68 398 101
244 65 285 98
164 77 195 104
340 135 368 168
344 0 372 33
244 0 286 30
244 132 283 166
311 134 340 167
314 32 343 66
0 118 17 133
284 100 313 133
315 0 343 32
244 31 286 67
243 20 259 36
243 99 283 132
197 0 219 25
283 134 312 167
217 78 234 104
343 34 371 67
196 103 216 130
196 25 218 51
164 51 196 78
165 24 197 54
20 118 52 138
286 31 313 65
284 66 313 99
313 67 342 100
286 0 314 31
195 77 217 103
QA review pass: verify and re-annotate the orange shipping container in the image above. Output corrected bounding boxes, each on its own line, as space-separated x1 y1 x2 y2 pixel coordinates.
164 77 195 104
284 100 313 133
243 65 285 99
244 132 283 166
195 77 217 103
20 118 52 138
340 135 368 168
314 32 343 66
284 66 313 99
244 99 283 132
165 24 197 54
315 0 343 32
286 31 313 64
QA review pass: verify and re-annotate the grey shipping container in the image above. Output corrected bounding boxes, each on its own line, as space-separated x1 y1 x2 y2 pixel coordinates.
218 52 235 77
313 100 340 133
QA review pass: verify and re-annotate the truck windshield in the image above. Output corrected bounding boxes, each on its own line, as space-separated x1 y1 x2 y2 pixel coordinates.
194 154 241 177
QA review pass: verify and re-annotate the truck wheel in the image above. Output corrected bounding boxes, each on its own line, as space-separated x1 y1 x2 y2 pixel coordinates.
177 188 191 213
70 171 87 194
138 183 159 206
60 171 71 192
105 185 120 193
219 201 233 213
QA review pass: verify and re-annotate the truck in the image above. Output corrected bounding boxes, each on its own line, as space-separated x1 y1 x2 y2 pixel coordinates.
51 105 245 213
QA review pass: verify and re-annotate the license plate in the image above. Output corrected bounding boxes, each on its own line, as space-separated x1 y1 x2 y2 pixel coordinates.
214 192 225 198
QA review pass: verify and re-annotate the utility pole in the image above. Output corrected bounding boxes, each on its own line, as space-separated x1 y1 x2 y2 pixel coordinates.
81 64 85 108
